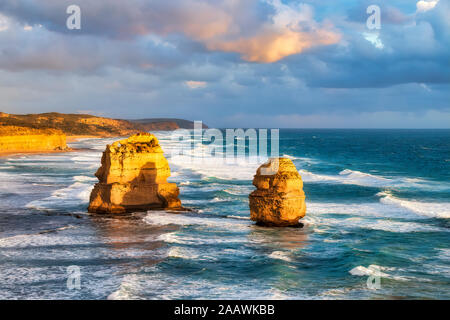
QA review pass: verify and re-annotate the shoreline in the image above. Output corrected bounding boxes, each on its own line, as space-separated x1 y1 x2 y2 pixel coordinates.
0 148 90 158
66 135 105 143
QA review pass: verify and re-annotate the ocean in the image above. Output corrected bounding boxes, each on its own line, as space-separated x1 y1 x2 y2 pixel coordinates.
0 129 449 299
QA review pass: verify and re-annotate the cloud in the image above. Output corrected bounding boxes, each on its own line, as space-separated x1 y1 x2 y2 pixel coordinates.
0 0 340 63
204 0 340 63
185 80 207 89
223 110 450 128
363 32 384 49
289 0 450 88
0 13 9 31
416 0 439 12
0 0 449 128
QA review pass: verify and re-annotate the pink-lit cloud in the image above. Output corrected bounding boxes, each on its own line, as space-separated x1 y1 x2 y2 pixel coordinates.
163 0 341 63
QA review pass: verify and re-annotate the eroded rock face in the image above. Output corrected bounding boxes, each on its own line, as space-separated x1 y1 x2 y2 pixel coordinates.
0 126 67 152
249 158 306 226
88 133 182 214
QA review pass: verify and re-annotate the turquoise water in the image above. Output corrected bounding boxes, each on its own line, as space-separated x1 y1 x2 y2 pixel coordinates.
0 129 449 299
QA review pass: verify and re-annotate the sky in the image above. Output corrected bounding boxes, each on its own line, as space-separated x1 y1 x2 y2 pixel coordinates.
0 0 449 128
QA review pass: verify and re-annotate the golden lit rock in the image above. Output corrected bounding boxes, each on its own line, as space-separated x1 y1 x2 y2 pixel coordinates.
0 126 67 153
249 158 306 227
88 133 182 214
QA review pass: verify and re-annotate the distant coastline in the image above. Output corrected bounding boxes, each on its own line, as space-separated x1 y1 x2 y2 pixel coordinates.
0 112 207 156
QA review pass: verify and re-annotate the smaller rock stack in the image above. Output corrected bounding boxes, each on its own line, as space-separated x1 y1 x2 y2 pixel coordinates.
249 158 306 227
88 133 182 214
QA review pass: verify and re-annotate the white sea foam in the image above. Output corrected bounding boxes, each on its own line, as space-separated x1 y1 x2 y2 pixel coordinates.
107 284 136 300
169 154 260 180
167 246 217 261
168 246 199 260
52 182 92 201
157 231 247 245
0 172 39 194
298 168 443 190
319 216 446 233
0 231 90 249
307 201 424 220
307 193 450 220
320 288 354 299
223 185 254 195
349 265 389 277
282 154 298 160
26 182 93 210
144 211 251 230
226 215 251 220
307 205 447 233
70 155 102 164
349 265 409 281
107 268 310 300
268 251 293 262
212 197 228 202
282 154 321 164
377 191 450 219
73 175 97 182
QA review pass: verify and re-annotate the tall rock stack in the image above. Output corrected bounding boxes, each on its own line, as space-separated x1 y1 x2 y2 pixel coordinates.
249 158 306 227
88 133 182 214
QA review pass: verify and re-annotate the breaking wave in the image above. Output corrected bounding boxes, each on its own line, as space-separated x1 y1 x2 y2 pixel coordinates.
377 191 450 219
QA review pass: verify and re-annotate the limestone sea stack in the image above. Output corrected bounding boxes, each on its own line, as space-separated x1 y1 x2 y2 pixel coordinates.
249 158 306 227
88 133 182 214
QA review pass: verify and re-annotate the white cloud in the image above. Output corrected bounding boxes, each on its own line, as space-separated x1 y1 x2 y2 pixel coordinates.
420 83 432 92
0 14 10 32
363 32 384 49
185 80 207 89
416 0 439 13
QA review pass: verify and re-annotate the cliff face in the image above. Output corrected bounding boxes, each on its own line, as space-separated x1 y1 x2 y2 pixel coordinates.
0 126 67 152
88 133 182 214
249 158 306 227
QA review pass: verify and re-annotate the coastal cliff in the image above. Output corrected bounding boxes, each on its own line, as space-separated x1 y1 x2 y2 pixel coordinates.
0 126 67 153
249 158 306 227
88 133 182 214
0 112 181 137
0 112 208 155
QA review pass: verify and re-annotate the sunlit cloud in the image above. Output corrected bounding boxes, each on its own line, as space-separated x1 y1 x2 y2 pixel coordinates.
202 0 340 63
0 0 340 63
209 27 340 63
185 80 207 89
416 0 439 12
